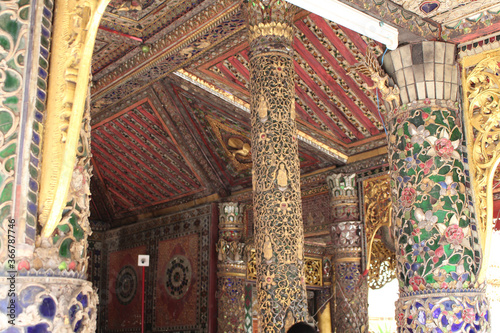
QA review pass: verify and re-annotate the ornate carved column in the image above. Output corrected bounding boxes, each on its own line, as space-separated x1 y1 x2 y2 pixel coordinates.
217 202 246 333
327 173 368 333
380 41 490 331
244 1 309 331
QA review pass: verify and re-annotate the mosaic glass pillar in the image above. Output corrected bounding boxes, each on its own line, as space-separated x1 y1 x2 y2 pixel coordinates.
244 1 309 331
327 173 368 333
217 202 246 333
381 41 490 332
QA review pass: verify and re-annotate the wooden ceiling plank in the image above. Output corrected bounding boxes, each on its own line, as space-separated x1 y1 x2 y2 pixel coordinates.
115 117 195 188
295 84 351 143
294 62 364 139
93 139 176 197
126 109 189 167
90 156 116 218
295 102 322 128
92 147 163 201
93 133 183 195
104 124 195 191
309 14 375 87
216 63 247 90
124 111 201 188
92 155 151 204
294 37 378 134
106 184 136 208
95 127 188 192
227 56 250 81
295 21 383 124
338 24 368 55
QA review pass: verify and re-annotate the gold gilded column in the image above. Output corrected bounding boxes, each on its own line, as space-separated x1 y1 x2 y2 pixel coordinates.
244 1 308 331
327 173 368 333
217 203 246 333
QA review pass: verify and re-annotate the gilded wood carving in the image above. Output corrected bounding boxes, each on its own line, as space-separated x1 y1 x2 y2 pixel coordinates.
462 49 500 283
38 0 110 238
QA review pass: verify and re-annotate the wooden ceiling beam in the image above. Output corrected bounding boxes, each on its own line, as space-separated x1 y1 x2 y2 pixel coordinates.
294 62 364 139
227 56 250 81
92 147 164 201
104 124 195 191
295 21 383 124
295 84 351 142
93 135 177 196
294 37 379 135
125 110 201 188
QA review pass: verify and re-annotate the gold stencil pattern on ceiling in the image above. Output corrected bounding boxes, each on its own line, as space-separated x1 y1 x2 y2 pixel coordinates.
363 174 396 289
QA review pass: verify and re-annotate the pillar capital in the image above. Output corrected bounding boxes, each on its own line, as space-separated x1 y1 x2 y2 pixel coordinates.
327 173 360 221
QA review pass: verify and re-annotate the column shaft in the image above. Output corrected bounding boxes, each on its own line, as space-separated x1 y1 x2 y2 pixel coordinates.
327 173 368 333
245 1 308 331
381 41 490 332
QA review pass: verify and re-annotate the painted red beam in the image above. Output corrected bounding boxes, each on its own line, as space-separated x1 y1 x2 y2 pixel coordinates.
125 110 188 168
93 138 175 197
93 131 182 194
295 84 352 142
127 109 201 188
98 25 143 42
294 61 364 139
92 147 163 201
216 63 247 89
310 14 375 86
104 124 194 192
295 102 322 128
97 126 188 193
227 56 250 81
95 158 150 204
295 21 383 124
294 37 379 135
111 120 192 194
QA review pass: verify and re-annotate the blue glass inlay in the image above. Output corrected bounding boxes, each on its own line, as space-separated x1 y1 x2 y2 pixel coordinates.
433 307 441 319
19 286 44 308
32 131 40 145
27 323 49 333
40 47 49 59
3 326 21 333
42 7 52 19
441 315 449 327
451 321 464 331
69 304 79 323
39 297 56 319
74 319 82 332
443 300 454 311
27 202 37 216
456 310 462 319
485 310 489 322
30 154 39 167
35 111 44 122
29 179 39 192
41 26 50 38
38 67 48 80
37 89 46 101
26 226 36 241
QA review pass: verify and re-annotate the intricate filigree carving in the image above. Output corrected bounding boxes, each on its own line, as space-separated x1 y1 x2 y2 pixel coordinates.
363 175 396 289
38 0 111 238
351 48 401 115
462 50 500 282
304 257 322 287
246 1 308 330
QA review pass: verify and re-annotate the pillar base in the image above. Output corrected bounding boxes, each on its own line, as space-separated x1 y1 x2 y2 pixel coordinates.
0 276 97 332
396 288 490 332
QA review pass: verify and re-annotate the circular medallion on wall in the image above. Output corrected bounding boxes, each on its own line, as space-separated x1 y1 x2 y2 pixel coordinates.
116 265 137 305
165 255 192 299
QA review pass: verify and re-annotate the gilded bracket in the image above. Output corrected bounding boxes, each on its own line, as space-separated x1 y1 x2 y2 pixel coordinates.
363 174 396 289
38 0 111 238
462 50 500 283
